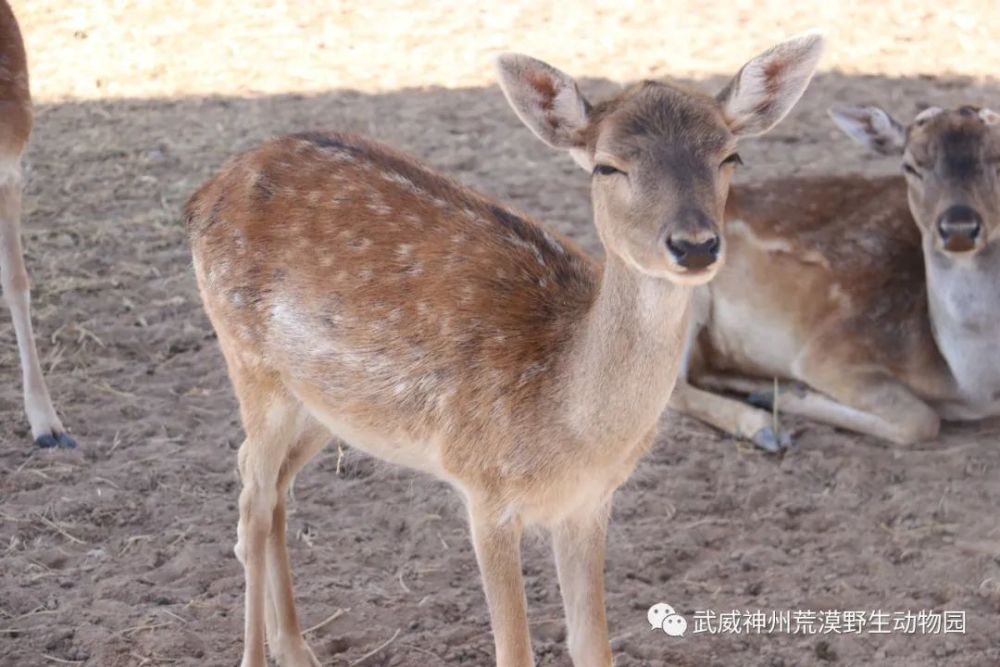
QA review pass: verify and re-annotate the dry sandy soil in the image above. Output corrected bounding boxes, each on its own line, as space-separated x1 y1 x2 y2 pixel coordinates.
3 2 1000 666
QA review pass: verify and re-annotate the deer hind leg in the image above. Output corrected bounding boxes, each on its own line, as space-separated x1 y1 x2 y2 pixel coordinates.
669 380 791 451
551 502 612 667
232 371 327 667
264 428 330 667
0 173 73 448
743 366 940 445
467 499 534 667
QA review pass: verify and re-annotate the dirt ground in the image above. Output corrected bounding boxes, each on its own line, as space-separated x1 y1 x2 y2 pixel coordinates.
3 2 1000 666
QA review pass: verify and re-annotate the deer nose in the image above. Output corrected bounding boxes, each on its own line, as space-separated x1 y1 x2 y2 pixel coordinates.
666 233 721 270
937 205 982 251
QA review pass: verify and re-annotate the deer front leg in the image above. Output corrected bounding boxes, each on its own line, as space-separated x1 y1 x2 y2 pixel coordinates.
551 502 613 667
747 371 940 445
468 502 533 667
0 178 74 448
669 380 790 451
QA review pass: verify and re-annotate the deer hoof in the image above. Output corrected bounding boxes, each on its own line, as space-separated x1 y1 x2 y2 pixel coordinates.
751 426 791 452
34 431 77 449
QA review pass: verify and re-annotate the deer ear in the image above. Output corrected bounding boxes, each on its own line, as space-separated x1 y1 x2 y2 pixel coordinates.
496 53 590 151
718 31 825 137
828 105 905 155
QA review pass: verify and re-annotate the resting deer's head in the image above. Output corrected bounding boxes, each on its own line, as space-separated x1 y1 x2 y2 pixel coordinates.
496 33 825 285
831 104 1000 259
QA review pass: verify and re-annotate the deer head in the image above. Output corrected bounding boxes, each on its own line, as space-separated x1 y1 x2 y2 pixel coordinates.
496 32 825 285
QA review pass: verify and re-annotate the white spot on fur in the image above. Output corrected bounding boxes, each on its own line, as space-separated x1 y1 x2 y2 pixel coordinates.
915 106 943 123
542 229 565 254
367 201 393 216
505 232 546 266
728 220 831 269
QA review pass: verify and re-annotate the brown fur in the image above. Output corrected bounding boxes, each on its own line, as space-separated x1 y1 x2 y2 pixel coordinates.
187 132 601 489
673 107 1000 447
0 0 30 155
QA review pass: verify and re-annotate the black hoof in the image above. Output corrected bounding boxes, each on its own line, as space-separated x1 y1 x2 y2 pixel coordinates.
34 431 77 449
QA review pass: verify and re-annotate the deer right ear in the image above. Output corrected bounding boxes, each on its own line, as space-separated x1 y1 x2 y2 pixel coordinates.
828 105 906 155
496 53 591 157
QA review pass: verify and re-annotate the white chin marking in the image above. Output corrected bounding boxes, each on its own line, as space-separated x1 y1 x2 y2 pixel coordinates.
620 248 718 285
979 108 1000 126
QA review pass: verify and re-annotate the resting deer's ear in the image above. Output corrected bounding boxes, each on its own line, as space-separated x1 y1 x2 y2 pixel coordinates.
718 31 825 137
828 105 906 155
496 53 592 168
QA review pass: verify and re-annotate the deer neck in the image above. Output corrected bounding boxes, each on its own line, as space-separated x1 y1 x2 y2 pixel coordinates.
925 239 1000 409
562 251 693 444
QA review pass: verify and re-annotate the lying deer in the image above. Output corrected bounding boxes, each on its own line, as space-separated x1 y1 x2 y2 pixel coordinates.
671 103 1000 448
186 33 823 666
0 0 74 448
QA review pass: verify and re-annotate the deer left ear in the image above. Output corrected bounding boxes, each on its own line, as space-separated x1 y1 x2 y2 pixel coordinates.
718 31 825 137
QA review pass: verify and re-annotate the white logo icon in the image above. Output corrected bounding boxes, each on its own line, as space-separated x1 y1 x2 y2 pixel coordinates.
647 602 687 637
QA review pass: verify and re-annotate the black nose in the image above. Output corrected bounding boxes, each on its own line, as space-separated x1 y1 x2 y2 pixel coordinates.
666 234 721 270
937 205 982 251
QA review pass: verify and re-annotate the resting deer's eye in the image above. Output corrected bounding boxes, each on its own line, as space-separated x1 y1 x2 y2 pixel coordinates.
903 163 922 179
592 164 624 177
721 153 743 168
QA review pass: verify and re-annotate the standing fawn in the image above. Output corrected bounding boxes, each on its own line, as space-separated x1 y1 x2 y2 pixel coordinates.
0 0 74 448
186 34 823 667
671 103 1000 448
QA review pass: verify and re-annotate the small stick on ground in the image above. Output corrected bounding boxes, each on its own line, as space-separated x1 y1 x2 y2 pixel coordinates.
349 628 401 666
302 607 348 636
35 515 86 545
41 655 84 665
397 568 411 594
772 376 780 438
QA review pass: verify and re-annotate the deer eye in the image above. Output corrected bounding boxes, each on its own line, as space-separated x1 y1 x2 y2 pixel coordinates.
903 163 922 179
721 153 743 168
593 164 624 177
